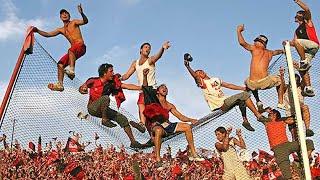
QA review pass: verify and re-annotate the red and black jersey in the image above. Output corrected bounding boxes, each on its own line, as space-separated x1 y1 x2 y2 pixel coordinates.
296 22 319 45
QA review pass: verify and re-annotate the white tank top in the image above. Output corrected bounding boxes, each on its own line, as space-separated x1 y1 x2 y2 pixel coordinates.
135 58 156 86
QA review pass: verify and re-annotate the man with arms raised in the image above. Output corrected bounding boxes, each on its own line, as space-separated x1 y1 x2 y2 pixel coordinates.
237 24 284 110
34 4 88 91
286 0 319 97
121 41 170 133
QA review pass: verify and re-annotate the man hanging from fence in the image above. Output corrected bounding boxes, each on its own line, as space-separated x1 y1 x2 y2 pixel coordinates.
141 68 204 170
184 59 269 132
79 63 144 149
260 108 314 180
278 67 314 138
33 4 88 91
237 24 285 111
286 0 319 97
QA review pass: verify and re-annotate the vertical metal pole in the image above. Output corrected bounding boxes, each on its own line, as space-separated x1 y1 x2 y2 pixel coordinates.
284 41 311 180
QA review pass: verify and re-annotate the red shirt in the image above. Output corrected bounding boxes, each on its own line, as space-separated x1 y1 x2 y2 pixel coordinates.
265 120 288 149
85 77 105 104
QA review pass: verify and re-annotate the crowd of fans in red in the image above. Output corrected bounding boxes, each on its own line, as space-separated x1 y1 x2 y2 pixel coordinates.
0 134 319 180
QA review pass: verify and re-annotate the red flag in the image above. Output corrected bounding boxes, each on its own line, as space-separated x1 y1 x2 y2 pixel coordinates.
113 75 125 108
28 141 35 151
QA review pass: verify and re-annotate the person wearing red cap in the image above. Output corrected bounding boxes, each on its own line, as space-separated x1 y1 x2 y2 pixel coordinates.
33 4 88 92
237 24 285 112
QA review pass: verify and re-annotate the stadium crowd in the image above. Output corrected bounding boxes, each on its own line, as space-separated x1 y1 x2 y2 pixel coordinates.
0 134 319 180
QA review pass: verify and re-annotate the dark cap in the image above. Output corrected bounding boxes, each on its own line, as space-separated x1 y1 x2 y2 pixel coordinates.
60 9 70 15
254 35 268 47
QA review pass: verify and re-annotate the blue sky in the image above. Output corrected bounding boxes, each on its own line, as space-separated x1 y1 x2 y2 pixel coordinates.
0 1 319 144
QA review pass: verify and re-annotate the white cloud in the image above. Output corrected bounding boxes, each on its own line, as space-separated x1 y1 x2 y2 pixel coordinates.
0 81 8 104
0 0 53 41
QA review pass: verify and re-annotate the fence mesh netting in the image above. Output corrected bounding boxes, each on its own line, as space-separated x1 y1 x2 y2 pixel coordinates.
0 39 319 178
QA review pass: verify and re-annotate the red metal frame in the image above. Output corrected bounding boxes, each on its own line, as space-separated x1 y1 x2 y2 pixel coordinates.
0 47 26 125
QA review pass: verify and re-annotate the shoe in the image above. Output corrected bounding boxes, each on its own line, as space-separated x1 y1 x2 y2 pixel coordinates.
303 86 315 97
277 103 287 110
256 101 264 113
306 129 314 137
298 60 311 72
189 155 205 162
155 161 164 171
65 69 75 80
129 121 146 133
130 141 144 149
48 82 64 92
143 139 154 148
102 119 117 128
242 122 255 131
257 116 270 123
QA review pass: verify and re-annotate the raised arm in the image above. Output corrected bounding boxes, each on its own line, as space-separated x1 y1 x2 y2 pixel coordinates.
295 0 311 20
184 60 201 86
221 81 246 91
149 41 170 65
33 27 61 38
233 129 246 149
237 24 253 51
74 4 89 25
169 103 197 124
120 61 136 81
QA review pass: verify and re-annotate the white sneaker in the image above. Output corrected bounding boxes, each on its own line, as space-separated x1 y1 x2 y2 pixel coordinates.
277 103 287 110
303 86 315 97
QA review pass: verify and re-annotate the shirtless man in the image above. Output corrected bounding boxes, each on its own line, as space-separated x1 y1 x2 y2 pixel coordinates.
286 0 319 97
237 24 284 110
121 41 170 133
33 4 88 91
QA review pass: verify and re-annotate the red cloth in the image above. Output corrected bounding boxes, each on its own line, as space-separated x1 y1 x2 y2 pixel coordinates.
311 167 320 178
113 74 125 108
172 165 182 176
143 103 169 120
47 150 59 165
306 23 319 45
59 42 86 68
24 26 35 54
29 141 35 151
137 92 144 104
